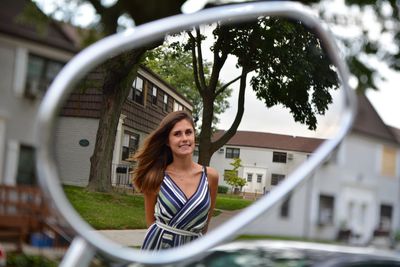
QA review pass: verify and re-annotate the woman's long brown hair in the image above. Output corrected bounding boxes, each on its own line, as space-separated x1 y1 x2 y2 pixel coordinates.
133 110 195 193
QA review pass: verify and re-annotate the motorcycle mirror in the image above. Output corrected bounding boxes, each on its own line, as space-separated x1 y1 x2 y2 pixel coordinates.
35 2 356 266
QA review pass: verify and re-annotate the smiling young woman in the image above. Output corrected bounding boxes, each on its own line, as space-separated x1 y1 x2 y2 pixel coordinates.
132 110 219 250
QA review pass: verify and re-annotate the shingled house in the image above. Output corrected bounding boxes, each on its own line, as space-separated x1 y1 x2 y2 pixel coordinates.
237 94 400 245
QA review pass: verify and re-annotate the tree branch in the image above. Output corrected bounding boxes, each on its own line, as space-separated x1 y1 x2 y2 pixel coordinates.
211 68 248 151
195 27 207 90
209 27 228 92
188 31 204 95
215 67 256 97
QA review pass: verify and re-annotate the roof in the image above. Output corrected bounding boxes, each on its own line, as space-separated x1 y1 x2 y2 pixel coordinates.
0 0 79 53
352 93 398 144
213 130 324 153
388 126 400 144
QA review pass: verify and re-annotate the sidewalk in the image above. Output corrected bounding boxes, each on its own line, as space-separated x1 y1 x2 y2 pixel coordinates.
98 209 242 247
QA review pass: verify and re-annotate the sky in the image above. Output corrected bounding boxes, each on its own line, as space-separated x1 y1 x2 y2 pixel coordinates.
34 0 400 137
214 0 400 137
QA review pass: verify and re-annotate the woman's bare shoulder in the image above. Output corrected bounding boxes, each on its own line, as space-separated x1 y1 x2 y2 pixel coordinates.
206 166 219 183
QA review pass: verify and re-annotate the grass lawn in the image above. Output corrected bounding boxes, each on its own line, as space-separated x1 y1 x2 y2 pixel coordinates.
64 186 253 230
216 194 253 210
64 185 147 230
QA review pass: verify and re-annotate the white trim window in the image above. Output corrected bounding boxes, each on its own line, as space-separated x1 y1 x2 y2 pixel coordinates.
132 76 144 105
163 93 168 112
247 173 253 182
151 85 158 105
225 147 240 159
318 194 334 225
173 100 183 111
256 174 262 183
271 173 285 185
25 54 63 98
280 194 291 218
273 151 287 163
122 132 140 161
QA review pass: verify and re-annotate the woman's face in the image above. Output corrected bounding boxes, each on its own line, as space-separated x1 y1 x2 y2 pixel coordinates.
168 119 195 158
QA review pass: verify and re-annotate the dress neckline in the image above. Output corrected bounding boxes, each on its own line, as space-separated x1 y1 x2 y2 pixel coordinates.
165 166 205 200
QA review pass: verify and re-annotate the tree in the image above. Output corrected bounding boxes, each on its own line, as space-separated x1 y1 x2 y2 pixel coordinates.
30 0 186 192
224 158 246 194
144 44 232 130
178 18 339 165
81 1 186 192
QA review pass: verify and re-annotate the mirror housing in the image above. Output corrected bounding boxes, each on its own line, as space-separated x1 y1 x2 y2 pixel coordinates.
35 2 356 266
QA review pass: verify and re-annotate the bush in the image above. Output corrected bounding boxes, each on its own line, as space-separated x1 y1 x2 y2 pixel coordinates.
218 185 229 194
7 253 58 267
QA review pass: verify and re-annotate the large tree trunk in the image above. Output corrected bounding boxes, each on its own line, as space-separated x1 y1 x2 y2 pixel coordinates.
197 92 215 166
87 49 144 192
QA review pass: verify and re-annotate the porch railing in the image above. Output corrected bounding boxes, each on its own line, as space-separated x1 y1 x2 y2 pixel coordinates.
111 164 132 188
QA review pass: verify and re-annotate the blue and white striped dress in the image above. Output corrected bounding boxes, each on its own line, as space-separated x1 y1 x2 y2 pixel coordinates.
141 166 211 250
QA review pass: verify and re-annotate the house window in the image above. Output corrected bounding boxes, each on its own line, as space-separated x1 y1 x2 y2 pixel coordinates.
25 54 63 98
225 147 240 159
163 93 168 112
247 173 253 182
151 85 158 105
132 76 144 105
271 173 285 185
16 145 36 185
381 146 397 177
257 174 262 183
273 151 287 163
122 132 140 161
318 194 334 225
174 100 183 111
224 169 237 181
379 204 393 230
280 195 291 218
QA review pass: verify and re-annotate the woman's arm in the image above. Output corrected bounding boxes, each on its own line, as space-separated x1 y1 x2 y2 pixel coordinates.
204 167 219 233
143 191 157 227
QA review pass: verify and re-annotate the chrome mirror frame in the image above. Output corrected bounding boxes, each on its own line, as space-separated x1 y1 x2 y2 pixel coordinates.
35 2 356 266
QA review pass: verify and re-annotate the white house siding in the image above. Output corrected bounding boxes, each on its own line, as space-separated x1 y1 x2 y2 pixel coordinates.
54 117 99 186
210 145 311 194
0 34 73 184
307 165 342 241
0 40 40 183
54 115 149 186
308 132 400 244
244 180 311 237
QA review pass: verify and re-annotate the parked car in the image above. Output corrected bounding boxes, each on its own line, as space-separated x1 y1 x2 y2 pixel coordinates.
187 240 400 267
0 243 6 267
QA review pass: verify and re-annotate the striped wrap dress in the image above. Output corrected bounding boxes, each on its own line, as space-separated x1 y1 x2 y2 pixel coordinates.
141 166 211 250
